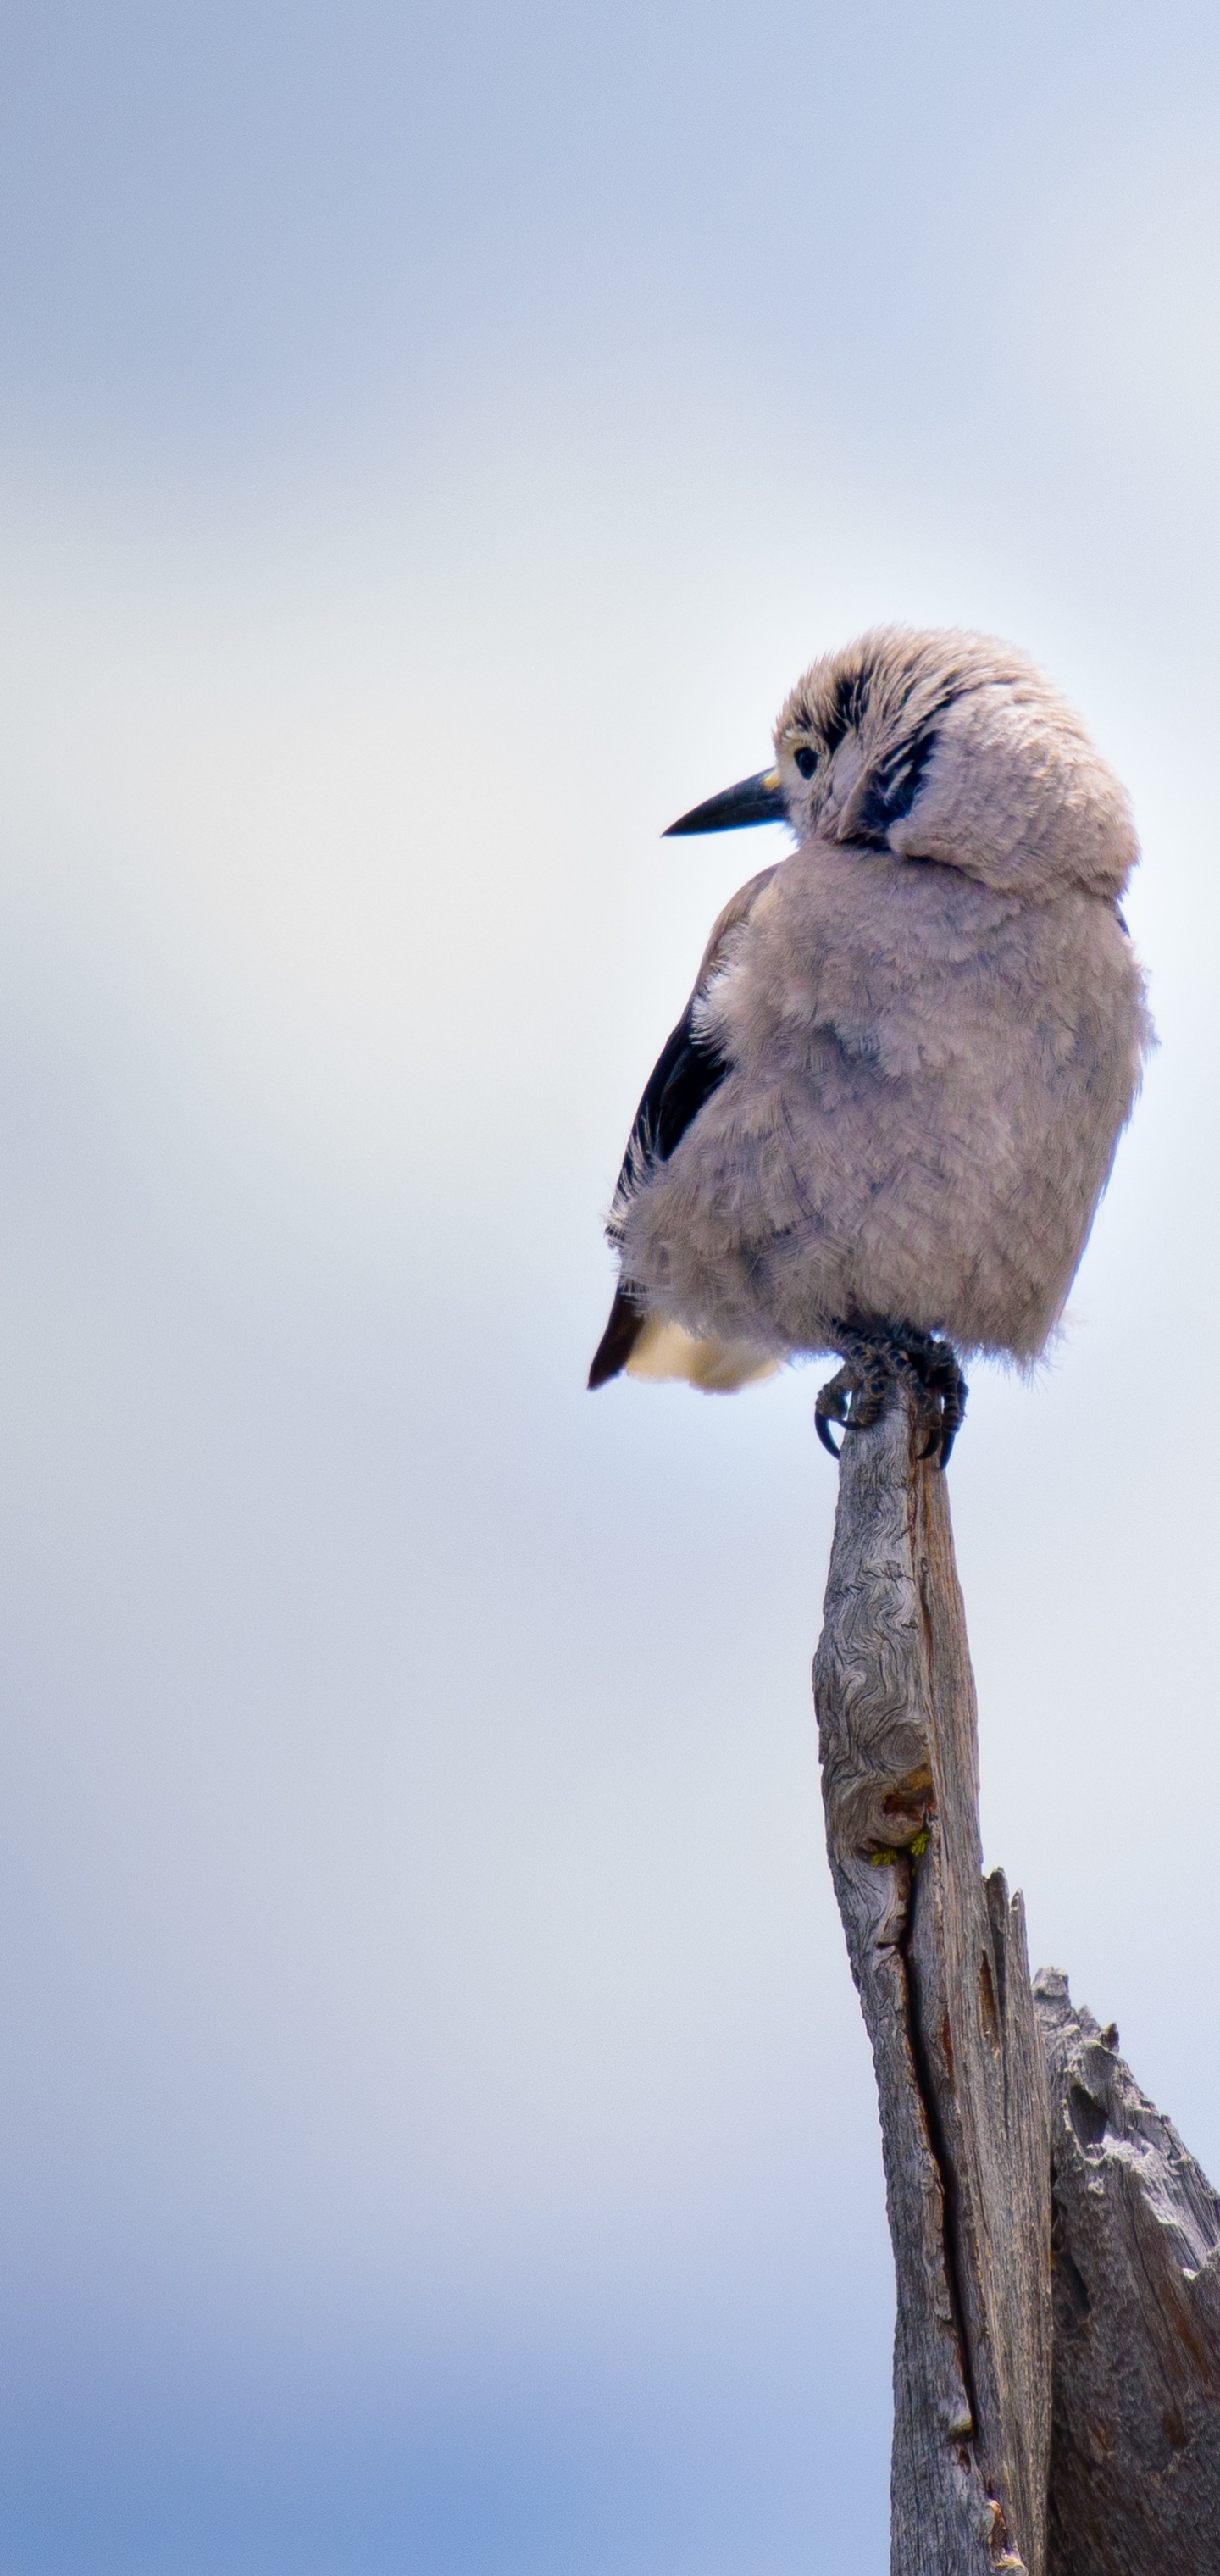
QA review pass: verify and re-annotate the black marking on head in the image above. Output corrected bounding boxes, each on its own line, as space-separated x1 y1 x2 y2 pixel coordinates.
822 668 870 758
607 1003 729 1242
852 721 940 847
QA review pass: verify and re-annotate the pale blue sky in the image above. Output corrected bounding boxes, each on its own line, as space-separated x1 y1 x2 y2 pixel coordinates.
0 4 1218 2570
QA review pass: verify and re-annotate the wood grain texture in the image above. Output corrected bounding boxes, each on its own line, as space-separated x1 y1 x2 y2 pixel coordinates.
1034 1968 1220 2573
812 1387 1051 2574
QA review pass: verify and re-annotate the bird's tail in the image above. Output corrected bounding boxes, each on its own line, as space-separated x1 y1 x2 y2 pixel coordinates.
587 1285 647 1387
588 1289 778 1394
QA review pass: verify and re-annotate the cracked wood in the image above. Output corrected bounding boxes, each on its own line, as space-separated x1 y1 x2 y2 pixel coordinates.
812 1387 1051 2575
1034 1968 1220 2573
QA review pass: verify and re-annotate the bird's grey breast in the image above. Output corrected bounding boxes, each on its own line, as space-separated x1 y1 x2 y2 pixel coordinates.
698 843 1015 1091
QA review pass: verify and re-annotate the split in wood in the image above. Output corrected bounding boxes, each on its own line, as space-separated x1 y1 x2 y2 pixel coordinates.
812 1380 1220 2573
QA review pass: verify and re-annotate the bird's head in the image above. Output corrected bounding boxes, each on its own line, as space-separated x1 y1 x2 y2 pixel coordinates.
666 627 1138 901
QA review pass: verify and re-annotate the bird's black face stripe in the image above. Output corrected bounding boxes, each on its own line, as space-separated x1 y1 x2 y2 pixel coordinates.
822 669 869 758
853 722 940 846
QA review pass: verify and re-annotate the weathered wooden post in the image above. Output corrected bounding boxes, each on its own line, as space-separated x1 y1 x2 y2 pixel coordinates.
812 1379 1220 2573
1036 1970 1220 2574
812 1383 1052 2575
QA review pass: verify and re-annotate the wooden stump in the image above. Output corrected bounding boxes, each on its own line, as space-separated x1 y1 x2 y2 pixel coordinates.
1035 1968 1220 2573
812 1387 1051 2575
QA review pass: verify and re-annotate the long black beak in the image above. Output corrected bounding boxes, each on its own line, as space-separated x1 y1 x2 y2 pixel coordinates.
663 767 788 836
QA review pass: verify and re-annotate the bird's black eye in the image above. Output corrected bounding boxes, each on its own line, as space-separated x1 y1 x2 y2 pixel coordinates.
793 744 818 780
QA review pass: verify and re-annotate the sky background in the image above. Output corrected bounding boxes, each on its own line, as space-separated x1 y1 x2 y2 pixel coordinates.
0 3 1218 2570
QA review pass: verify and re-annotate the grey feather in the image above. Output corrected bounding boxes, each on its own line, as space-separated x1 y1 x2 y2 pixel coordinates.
596 626 1152 1384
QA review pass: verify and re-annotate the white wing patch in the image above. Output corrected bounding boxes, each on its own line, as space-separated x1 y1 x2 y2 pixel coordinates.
624 1315 779 1394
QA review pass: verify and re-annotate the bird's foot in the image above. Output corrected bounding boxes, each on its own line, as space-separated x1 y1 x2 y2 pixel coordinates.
903 1328 968 1467
814 1339 894 1457
815 1325 968 1469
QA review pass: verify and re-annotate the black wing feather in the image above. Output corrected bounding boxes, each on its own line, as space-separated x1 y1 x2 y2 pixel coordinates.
589 1004 729 1387
587 1282 646 1389
607 1002 729 1243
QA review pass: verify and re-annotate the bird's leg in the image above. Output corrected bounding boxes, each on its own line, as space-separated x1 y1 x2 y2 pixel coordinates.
815 1324 968 1468
813 1366 853 1456
890 1327 968 1468
924 1339 968 1466
814 1330 896 1458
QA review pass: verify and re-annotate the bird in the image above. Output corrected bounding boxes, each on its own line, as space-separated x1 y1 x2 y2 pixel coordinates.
587 626 1152 1463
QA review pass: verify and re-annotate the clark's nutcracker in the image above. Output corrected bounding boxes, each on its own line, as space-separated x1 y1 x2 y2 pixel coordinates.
589 627 1151 1462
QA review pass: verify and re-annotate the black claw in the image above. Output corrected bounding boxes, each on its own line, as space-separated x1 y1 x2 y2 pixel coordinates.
814 1359 856 1462
923 1346 968 1468
914 1342 967 1468
814 1324 968 1468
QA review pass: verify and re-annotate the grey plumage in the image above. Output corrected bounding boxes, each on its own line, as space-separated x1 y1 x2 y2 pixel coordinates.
590 627 1151 1416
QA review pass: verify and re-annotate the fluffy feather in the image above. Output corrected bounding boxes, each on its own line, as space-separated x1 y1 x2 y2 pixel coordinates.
592 627 1152 1386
